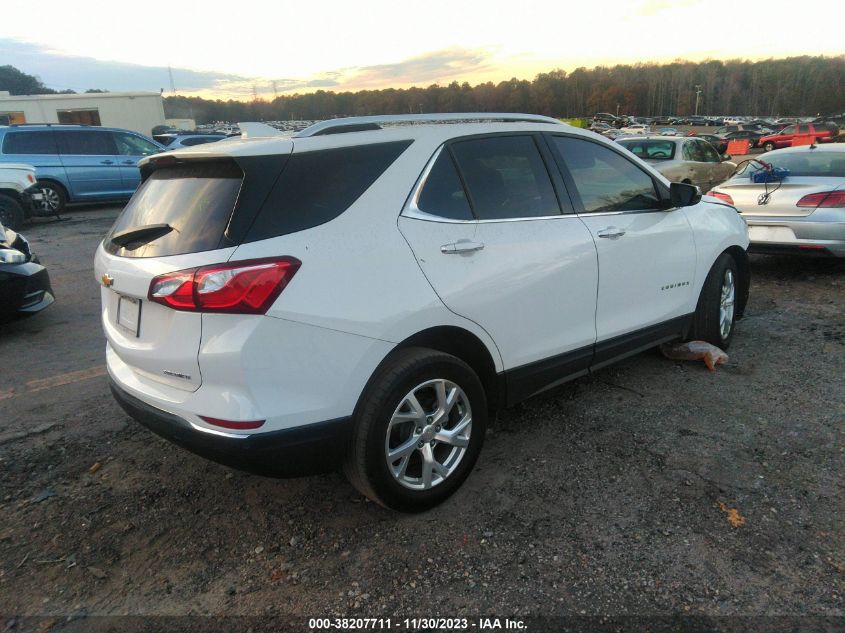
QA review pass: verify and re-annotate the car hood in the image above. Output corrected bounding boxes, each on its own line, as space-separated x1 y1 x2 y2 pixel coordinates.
0 163 37 172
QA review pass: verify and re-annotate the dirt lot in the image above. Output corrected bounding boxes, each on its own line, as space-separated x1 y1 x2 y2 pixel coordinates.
0 206 843 625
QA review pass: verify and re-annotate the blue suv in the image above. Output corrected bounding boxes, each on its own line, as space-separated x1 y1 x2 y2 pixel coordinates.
0 125 165 213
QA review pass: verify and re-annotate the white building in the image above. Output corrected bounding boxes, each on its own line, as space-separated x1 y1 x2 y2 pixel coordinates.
0 91 166 136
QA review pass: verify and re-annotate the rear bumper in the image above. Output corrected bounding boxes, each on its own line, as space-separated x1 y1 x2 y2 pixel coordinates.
109 378 351 477
744 215 845 258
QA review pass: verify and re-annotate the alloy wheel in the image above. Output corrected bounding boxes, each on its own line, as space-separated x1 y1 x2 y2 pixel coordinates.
384 378 472 490
38 186 62 212
719 269 735 340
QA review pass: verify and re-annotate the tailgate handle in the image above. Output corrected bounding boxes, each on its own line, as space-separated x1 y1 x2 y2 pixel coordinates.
441 240 485 254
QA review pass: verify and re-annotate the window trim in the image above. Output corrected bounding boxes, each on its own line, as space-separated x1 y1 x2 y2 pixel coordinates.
543 132 672 217
403 132 571 224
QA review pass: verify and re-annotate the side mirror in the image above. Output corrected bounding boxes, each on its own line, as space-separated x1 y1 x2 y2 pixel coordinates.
669 181 702 207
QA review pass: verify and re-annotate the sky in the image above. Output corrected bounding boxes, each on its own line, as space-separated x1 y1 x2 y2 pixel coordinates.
0 0 841 100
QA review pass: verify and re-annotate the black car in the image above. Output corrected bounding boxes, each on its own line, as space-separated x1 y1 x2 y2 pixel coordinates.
696 134 729 154
0 221 54 320
721 130 766 147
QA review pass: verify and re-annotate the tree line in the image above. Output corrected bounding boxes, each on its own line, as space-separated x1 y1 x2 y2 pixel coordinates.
2 56 842 124
163 56 844 123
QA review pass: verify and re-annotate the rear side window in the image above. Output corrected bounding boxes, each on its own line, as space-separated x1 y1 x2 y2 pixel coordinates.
2 131 57 155
55 130 117 155
104 161 243 258
417 150 473 220
449 135 560 220
181 137 222 147
245 141 411 241
551 136 661 213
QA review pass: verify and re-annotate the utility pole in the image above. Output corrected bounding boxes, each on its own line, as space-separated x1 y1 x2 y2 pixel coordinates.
694 85 702 116
168 65 176 92
272 81 278 100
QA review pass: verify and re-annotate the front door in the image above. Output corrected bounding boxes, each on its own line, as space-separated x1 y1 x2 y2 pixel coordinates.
398 135 599 401
112 131 164 196
546 134 697 363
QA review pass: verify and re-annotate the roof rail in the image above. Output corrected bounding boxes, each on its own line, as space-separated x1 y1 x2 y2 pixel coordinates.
294 113 565 138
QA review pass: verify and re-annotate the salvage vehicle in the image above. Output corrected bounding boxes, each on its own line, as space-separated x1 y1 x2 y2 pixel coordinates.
617 136 735 191
0 219 54 320
96 113 750 512
0 163 44 230
0 125 165 214
758 123 838 152
708 144 845 257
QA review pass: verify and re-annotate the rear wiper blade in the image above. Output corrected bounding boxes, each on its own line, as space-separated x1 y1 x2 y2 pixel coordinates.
110 223 174 249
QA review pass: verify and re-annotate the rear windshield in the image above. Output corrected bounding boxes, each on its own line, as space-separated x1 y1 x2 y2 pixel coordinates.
749 151 845 178
618 139 676 160
104 161 243 258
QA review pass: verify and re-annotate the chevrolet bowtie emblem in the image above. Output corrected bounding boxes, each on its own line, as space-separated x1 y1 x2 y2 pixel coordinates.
101 274 114 287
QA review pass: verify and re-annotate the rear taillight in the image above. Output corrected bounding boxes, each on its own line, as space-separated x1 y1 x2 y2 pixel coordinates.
707 191 734 205
148 257 301 314
199 415 265 430
796 191 845 208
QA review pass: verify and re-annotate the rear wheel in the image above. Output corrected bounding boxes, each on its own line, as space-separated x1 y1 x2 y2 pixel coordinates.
0 193 24 230
689 253 739 350
344 347 487 512
34 180 67 214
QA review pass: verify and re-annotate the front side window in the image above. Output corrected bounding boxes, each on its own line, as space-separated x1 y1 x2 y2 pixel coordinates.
2 131 57 155
682 140 706 162
55 130 117 155
417 150 473 220
113 132 161 156
551 136 662 214
449 135 560 220
698 141 721 163
782 125 797 135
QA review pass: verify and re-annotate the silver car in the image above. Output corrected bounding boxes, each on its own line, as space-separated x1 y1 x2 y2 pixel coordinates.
709 145 845 256
617 136 735 191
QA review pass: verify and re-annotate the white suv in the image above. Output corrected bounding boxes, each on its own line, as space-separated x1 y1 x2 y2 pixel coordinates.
95 113 750 512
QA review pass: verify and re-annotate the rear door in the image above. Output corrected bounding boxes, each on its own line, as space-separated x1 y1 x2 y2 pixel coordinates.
547 134 696 360
112 131 164 195
0 130 65 184
55 130 122 200
399 134 599 400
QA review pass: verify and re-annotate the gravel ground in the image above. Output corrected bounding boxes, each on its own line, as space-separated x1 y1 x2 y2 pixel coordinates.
0 206 843 626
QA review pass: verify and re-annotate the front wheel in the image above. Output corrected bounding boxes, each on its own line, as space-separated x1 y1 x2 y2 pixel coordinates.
689 253 739 350
34 181 67 215
762 142 775 153
344 347 487 512
0 194 25 230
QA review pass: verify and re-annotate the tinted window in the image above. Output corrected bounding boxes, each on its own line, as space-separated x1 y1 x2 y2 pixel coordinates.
782 125 797 135
551 136 661 213
450 135 559 220
105 160 243 258
246 141 412 241
55 130 117 155
698 141 721 162
113 132 161 156
181 137 223 147
746 151 845 178
682 140 706 161
2 131 57 154
417 150 473 220
618 139 676 160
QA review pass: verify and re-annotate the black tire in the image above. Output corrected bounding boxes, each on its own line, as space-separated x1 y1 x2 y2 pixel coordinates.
762 142 775 153
34 180 67 214
0 193 25 230
344 347 487 512
689 253 739 350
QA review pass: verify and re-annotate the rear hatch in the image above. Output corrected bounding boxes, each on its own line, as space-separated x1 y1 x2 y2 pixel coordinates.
95 149 291 391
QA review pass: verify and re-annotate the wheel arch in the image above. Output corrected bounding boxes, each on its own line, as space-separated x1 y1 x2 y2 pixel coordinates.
36 177 69 198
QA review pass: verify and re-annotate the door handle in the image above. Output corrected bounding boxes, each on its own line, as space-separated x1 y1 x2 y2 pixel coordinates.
122 160 136 165
441 240 485 254
100 160 114 165
597 227 626 239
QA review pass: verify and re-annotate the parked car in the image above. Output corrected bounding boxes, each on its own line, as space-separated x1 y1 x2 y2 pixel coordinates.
721 130 766 147
97 113 750 512
162 133 228 150
619 123 651 135
0 125 166 213
659 127 678 136
0 218 54 320
0 163 45 230
593 112 619 124
651 116 675 126
589 121 613 133
617 136 735 191
758 123 838 152
696 134 729 155
708 145 845 257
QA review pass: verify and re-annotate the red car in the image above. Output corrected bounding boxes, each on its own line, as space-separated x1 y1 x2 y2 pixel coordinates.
759 123 838 152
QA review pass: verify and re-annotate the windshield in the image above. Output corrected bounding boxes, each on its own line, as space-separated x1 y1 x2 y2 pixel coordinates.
618 139 676 160
751 151 845 178
104 160 243 258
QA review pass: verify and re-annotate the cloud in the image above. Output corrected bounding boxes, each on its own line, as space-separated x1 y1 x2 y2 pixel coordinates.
347 48 492 88
0 39 492 99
